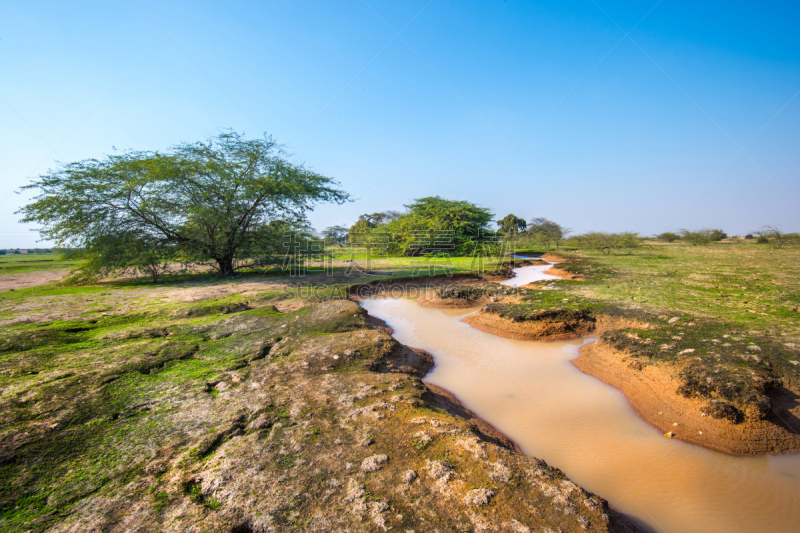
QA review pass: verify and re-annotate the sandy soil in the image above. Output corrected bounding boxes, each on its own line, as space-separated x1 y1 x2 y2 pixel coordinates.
460 300 800 455
574 341 800 456
417 292 489 308
544 265 583 280
541 253 572 263
0 269 68 292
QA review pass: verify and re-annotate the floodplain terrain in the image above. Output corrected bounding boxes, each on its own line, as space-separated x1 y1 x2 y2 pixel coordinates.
1 241 799 531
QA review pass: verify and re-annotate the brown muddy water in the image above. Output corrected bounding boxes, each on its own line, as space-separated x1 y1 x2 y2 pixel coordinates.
361 264 800 533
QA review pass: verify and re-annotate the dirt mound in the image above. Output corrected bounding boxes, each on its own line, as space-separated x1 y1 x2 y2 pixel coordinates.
574 340 800 456
347 273 484 300
417 285 490 309
545 265 584 280
463 307 597 341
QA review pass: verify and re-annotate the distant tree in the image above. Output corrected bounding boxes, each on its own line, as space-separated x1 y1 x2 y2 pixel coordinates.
362 211 402 225
744 234 754 240
527 218 569 249
383 196 495 256
657 232 681 243
12 249 21 255
707 229 727 241
346 212 403 244
679 228 727 245
0 249 6 255
322 225 349 247
569 232 640 255
572 232 615 255
679 229 711 246
497 214 527 239
616 232 641 253
18 131 350 278
755 226 797 248
347 218 378 244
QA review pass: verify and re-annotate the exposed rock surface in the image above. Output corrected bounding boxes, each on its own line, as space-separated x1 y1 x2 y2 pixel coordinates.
0 291 636 532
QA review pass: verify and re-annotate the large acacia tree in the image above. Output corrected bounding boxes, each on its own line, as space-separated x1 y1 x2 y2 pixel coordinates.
379 196 495 256
18 131 350 276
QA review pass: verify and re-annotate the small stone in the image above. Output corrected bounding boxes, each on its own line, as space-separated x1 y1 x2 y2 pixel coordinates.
673 423 679 427
462 488 495 506
668 317 680 324
426 460 454 483
361 454 389 473
401 470 417 484
677 349 695 355
698 431 703 435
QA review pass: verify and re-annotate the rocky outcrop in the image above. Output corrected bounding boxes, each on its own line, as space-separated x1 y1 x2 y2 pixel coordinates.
0 296 635 533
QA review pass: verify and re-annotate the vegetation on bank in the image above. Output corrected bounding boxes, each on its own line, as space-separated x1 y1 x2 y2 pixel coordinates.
477 242 800 430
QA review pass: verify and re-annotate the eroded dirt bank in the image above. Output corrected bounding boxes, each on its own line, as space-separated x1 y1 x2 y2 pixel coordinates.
448 260 800 456
463 308 597 341
574 340 800 455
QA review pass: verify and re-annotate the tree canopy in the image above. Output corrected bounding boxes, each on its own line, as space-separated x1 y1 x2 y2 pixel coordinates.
497 214 527 238
346 197 494 256
18 131 350 277
678 228 727 246
322 225 349 247
527 217 569 249
568 232 640 254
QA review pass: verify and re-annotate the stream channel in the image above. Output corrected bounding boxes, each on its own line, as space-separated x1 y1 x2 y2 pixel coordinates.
360 261 800 533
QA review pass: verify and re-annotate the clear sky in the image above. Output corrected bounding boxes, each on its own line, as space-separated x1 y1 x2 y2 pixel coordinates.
1 0 799 247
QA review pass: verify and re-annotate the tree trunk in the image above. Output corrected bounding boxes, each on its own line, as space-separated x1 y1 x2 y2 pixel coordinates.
217 256 235 276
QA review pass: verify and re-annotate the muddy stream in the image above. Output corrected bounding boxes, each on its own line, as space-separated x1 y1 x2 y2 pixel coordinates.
360 262 800 533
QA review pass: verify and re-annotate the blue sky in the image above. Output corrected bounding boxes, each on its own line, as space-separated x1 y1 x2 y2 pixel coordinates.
1 0 799 247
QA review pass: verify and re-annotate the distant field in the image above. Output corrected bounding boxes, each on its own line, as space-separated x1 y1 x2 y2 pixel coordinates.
0 253 79 274
4 244 799 344
565 242 800 341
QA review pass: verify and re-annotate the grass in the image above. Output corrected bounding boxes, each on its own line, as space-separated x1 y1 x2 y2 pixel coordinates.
566 241 800 341
0 253 79 274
